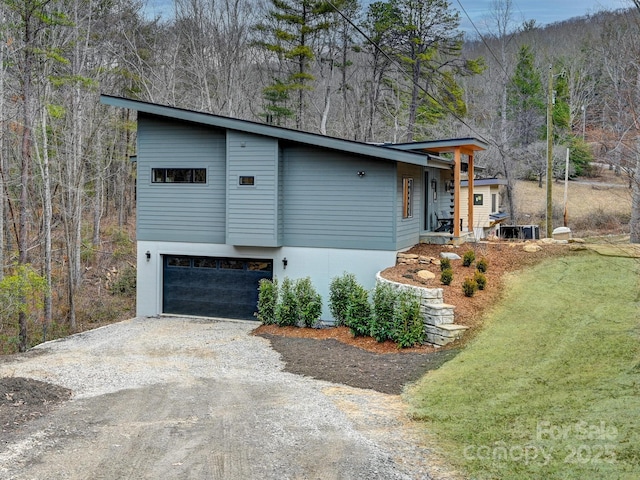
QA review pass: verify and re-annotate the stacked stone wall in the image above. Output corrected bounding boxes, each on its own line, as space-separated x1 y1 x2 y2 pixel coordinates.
375 273 467 346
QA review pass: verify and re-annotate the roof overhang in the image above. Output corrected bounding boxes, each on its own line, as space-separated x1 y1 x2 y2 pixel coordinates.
385 138 489 156
100 95 433 168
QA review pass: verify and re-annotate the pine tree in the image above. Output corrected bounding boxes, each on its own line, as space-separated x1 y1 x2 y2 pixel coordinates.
254 0 344 129
507 44 545 146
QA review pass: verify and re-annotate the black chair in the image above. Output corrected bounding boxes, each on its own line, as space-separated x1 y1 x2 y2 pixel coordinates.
435 210 454 233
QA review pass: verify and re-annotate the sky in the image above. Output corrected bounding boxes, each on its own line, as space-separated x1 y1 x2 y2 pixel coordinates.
143 0 630 32
457 0 628 33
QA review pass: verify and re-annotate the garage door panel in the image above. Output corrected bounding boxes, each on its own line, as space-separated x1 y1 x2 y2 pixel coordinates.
163 256 272 320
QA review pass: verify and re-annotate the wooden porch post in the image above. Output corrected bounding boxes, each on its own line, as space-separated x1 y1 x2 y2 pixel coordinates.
453 147 461 237
468 153 474 235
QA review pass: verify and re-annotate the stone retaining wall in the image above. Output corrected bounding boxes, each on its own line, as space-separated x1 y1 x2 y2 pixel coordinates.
375 272 467 346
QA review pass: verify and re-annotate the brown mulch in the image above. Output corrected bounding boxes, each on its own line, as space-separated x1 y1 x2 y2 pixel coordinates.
255 240 573 394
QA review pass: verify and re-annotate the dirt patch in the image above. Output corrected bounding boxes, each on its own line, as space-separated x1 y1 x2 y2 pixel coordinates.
1 377 71 432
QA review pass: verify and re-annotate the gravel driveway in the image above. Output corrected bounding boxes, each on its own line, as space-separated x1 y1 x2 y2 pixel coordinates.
0 317 454 479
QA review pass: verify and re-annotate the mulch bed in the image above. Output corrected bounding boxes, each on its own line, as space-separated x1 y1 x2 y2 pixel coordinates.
258 332 458 395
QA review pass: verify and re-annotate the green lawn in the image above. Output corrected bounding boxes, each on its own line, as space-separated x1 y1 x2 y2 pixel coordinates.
407 252 640 479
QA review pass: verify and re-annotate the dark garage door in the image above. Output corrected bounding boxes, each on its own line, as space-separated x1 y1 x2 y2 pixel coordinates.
163 256 273 320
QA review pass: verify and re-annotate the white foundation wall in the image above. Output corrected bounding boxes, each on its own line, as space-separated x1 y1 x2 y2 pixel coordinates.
136 241 398 322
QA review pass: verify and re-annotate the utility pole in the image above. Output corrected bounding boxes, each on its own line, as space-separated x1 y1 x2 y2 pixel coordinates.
563 148 570 227
546 64 553 237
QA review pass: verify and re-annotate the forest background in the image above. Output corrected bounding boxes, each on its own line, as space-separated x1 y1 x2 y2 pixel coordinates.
0 0 638 353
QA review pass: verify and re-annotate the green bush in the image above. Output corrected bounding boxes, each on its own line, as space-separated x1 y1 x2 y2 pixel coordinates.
440 257 451 271
256 278 278 324
329 273 359 326
476 257 488 273
295 277 322 328
474 271 487 290
392 290 425 348
440 268 454 285
462 277 478 297
462 250 475 267
371 282 396 342
276 278 298 326
344 284 372 337
109 265 136 297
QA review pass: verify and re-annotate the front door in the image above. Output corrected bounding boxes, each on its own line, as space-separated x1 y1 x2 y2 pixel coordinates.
424 170 437 231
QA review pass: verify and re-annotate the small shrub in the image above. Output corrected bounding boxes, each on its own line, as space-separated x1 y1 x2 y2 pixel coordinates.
256 278 278 324
474 271 487 290
295 277 322 328
276 278 298 326
392 291 425 348
462 250 476 267
344 284 372 337
371 282 396 342
440 268 454 286
329 273 359 326
440 257 451 271
476 257 488 273
462 277 478 297
109 265 136 296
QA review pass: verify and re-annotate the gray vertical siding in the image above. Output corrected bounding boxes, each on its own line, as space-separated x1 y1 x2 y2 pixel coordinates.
396 163 422 250
225 131 280 246
282 146 397 250
136 114 226 243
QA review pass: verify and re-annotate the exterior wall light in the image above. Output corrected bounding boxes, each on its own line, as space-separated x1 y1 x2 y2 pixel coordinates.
145 251 151 261
282 257 288 269
357 171 365 177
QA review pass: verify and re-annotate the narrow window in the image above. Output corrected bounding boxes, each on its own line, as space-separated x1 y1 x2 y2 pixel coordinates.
239 176 255 186
193 258 217 269
152 168 206 184
492 193 497 213
220 259 244 270
167 256 191 267
248 261 273 272
403 177 413 219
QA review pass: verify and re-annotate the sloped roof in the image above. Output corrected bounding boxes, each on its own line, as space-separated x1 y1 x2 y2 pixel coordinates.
388 138 489 155
101 95 437 167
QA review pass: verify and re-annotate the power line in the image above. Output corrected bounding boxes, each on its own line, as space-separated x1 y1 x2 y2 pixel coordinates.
455 0 508 77
325 0 490 144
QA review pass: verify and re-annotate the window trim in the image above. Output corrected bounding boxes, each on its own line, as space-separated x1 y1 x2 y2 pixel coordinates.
238 175 255 186
402 177 414 219
151 168 207 184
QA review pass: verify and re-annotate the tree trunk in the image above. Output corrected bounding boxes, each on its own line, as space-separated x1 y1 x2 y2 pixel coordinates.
18 11 35 353
406 57 421 142
630 139 640 243
38 96 53 336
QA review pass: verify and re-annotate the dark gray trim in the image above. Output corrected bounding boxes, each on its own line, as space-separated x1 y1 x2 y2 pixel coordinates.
101 95 432 167
385 137 489 152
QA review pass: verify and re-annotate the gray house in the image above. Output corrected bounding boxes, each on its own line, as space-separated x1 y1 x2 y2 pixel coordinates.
101 95 487 321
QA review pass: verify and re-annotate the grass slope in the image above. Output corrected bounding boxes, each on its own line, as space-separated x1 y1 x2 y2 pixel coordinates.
408 252 640 479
